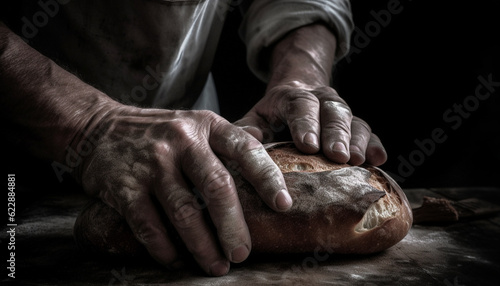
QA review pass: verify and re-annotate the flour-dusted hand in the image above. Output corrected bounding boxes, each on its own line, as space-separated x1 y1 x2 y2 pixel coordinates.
78 107 292 276
235 24 387 166
1 20 292 277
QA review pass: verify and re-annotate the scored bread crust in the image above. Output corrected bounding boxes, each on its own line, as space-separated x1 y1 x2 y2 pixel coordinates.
73 142 413 257
241 142 413 254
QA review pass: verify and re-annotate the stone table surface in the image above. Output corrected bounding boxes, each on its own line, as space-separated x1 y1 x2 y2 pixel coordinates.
2 187 500 286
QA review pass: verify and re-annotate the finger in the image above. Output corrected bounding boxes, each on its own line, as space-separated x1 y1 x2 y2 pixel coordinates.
210 122 292 212
181 141 251 264
281 92 321 154
84 147 180 269
233 111 275 143
154 159 230 277
119 191 179 268
365 133 388 166
348 117 372 166
319 97 353 163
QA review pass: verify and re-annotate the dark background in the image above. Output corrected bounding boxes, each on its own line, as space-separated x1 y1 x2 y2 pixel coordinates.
212 0 500 189
1 0 499 193
1 2 498 284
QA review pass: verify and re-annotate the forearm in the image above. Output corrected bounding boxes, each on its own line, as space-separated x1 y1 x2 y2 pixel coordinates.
267 23 337 89
0 22 120 163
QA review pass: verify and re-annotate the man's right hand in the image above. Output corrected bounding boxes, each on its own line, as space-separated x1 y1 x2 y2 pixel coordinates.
79 107 292 276
1 22 292 276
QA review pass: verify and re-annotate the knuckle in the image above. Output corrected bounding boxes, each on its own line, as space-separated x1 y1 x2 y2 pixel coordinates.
111 186 145 216
350 132 369 143
321 100 353 134
210 117 259 151
170 120 198 143
270 84 317 108
151 141 171 161
256 163 281 183
202 169 235 202
204 111 223 125
171 200 201 230
166 111 218 142
353 117 372 133
239 144 269 168
196 109 218 118
267 84 294 96
323 119 351 134
349 135 370 151
285 93 318 111
288 114 319 128
313 86 340 97
205 111 229 131
321 100 352 115
227 134 262 156
133 221 165 246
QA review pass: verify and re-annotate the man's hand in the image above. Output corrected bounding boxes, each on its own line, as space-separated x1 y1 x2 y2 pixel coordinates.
1 22 292 276
235 24 387 166
80 107 292 276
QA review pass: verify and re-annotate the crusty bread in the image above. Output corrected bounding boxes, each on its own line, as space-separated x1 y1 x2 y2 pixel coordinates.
74 142 412 257
239 142 413 254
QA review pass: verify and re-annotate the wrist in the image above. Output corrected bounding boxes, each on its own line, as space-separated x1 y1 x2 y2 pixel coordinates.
267 23 337 90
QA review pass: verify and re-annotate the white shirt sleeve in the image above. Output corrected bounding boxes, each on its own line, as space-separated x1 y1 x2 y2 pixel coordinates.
239 0 354 82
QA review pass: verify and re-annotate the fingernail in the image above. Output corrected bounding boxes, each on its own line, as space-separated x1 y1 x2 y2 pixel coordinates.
350 145 364 158
331 142 348 156
209 260 230 277
275 189 293 211
231 245 250 263
348 145 365 165
304 132 319 149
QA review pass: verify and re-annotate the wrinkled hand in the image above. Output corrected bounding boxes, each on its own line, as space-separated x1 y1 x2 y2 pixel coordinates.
235 23 386 166
79 107 292 276
235 82 387 166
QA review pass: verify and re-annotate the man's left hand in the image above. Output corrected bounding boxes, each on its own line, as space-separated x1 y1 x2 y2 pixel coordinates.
235 23 387 166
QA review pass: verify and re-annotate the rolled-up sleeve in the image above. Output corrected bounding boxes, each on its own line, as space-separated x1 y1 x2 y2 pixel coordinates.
239 0 354 82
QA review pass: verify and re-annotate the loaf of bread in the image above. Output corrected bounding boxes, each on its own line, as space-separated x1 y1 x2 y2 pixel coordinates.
74 142 412 257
